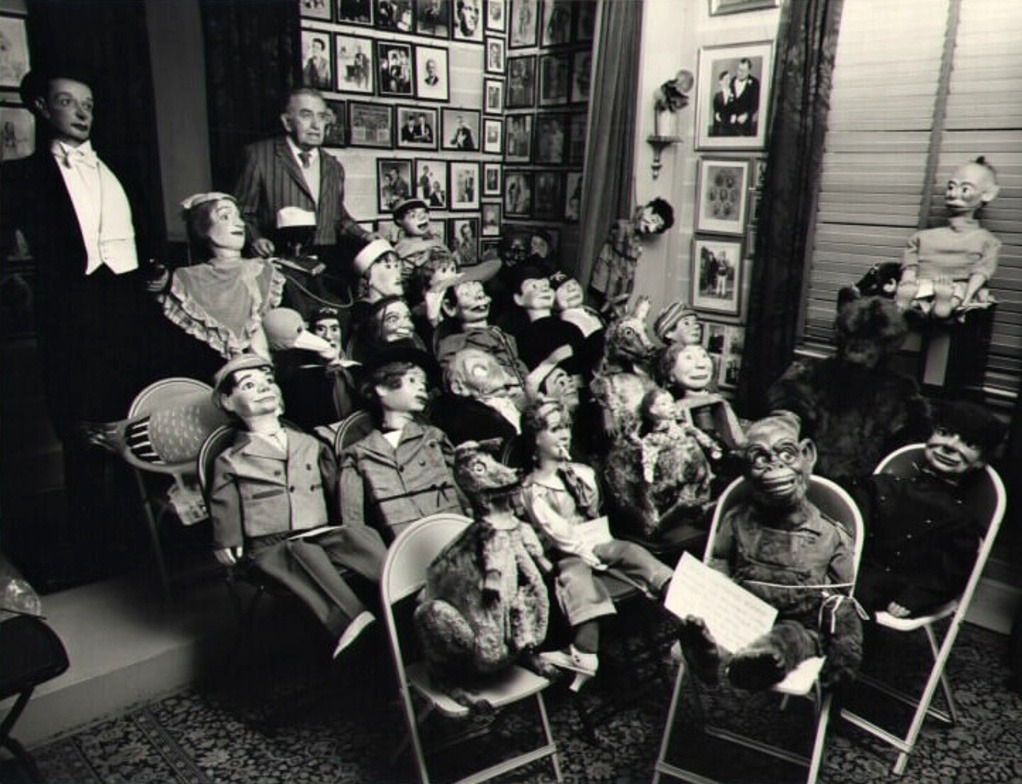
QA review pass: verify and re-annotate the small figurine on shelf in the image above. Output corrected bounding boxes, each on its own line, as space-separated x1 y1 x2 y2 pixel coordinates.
895 158 1001 321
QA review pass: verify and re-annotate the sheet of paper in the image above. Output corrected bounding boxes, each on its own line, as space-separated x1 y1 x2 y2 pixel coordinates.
575 516 613 551
664 551 778 654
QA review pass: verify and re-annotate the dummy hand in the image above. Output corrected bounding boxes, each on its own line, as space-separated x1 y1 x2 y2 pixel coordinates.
536 555 554 575
142 260 170 293
214 547 243 566
581 551 607 571
886 601 911 619
895 277 919 309
252 237 276 258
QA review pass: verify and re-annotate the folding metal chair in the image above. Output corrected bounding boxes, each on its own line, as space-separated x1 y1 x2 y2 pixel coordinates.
839 443 1007 775
652 475 865 784
381 513 562 784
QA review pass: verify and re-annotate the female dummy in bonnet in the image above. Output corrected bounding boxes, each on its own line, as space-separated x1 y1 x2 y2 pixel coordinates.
156 192 285 363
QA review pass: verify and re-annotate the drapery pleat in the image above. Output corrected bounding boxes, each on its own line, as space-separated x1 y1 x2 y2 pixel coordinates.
200 0 300 191
735 0 844 417
575 0 643 287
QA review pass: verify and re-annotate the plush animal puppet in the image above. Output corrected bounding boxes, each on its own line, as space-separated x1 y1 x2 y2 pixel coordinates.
414 440 557 712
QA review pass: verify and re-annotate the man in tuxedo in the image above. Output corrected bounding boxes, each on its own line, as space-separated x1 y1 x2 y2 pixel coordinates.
727 58 760 136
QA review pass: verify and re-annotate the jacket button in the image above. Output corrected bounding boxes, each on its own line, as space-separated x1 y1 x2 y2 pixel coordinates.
289 485 295 492
274 470 282 477
307 464 312 470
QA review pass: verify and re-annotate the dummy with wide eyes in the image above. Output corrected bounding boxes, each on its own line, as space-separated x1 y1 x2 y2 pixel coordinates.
742 414 817 509
448 348 514 399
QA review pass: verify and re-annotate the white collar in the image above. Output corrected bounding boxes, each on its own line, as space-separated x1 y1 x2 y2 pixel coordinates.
286 137 318 163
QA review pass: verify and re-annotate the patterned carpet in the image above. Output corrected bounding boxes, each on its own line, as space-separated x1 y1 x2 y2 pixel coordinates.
17 623 1022 784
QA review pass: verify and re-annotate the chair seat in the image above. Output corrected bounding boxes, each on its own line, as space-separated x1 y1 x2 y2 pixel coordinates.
875 602 958 631
0 617 70 700
774 656 825 696
407 661 552 718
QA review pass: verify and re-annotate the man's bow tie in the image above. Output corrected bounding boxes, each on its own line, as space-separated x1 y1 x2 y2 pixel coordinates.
58 147 99 169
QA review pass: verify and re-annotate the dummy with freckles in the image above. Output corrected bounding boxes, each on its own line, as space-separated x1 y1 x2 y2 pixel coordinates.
677 413 863 690
658 343 744 454
896 158 1001 320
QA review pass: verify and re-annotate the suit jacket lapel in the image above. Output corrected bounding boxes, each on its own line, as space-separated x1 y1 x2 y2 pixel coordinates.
319 153 339 218
274 138 314 203
34 151 89 265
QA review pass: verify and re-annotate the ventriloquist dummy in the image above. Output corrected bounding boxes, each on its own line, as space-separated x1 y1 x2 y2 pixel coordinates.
653 301 703 347
550 271 605 381
344 235 404 331
677 413 863 690
847 400 1005 618
507 265 585 383
391 197 452 282
430 348 523 446
658 343 744 454
588 197 675 310
414 440 558 711
348 294 428 363
767 296 931 481
895 158 1001 320
339 345 469 543
209 355 387 658
519 398 679 690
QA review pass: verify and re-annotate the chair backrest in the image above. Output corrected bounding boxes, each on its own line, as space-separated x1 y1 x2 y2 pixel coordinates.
333 409 375 456
128 377 213 418
197 425 240 499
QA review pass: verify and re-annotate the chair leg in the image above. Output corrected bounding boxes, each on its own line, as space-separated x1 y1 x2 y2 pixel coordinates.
806 693 833 784
0 688 41 783
133 471 171 599
924 624 959 725
535 692 563 783
651 663 687 784
3 737 43 783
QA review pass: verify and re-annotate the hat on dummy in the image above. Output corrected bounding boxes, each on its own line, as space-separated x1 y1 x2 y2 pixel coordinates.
309 306 341 327
653 301 697 343
506 263 550 296
180 192 236 214
212 354 275 397
276 206 317 229
362 338 440 385
391 197 429 221
350 236 397 277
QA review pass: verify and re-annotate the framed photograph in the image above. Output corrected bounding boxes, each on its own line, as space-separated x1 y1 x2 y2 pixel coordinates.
338 0 374 24
483 163 503 197
348 101 393 148
415 45 450 101
747 189 761 225
691 236 745 317
754 158 768 188
301 30 334 92
745 218 757 256
441 108 481 151
322 99 347 147
538 53 570 106
540 0 572 46
716 325 746 391
481 202 502 236
415 0 450 37
481 238 502 258
710 0 780 15
570 50 592 103
574 0 595 41
358 220 376 235
396 105 438 150
504 113 533 163
484 78 505 115
451 0 484 42
506 55 536 108
377 41 414 97
534 113 566 164
450 217 481 265
533 171 563 221
415 158 449 208
449 161 481 210
703 321 728 355
508 224 559 255
486 0 508 32
0 16 30 89
335 35 375 94
0 106 34 161
504 170 533 218
695 40 774 150
376 0 414 32
378 159 415 212
300 0 332 21
483 117 503 154
695 158 750 235
508 0 538 48
568 113 586 165
564 171 583 222
485 37 506 75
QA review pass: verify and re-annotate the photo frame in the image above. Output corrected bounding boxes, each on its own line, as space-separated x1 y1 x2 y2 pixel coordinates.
484 78 505 115
348 101 393 148
710 0 780 15
508 0 539 48
568 113 586 165
485 37 506 75
441 108 481 151
415 45 450 101
695 158 750 235
300 0 332 21
376 41 415 97
0 106 34 161
504 170 533 218
745 220 757 258
754 158 768 188
747 189 761 226
504 113 533 162
301 30 334 92
337 0 374 25
415 0 450 37
322 99 347 147
506 55 536 108
570 50 592 103
449 161 481 210
451 0 485 42
538 53 570 106
485 0 508 33
415 158 449 208
574 0 595 41
377 158 415 212
450 216 481 265
0 16 30 89
540 0 572 46
483 163 503 197
533 171 563 221
533 113 567 164
695 40 774 150
483 117 503 155
335 35 375 94
481 238 502 258
564 171 583 222
375 0 414 32
711 324 745 390
691 236 745 317
481 202 502 237
507 224 559 256
396 105 439 150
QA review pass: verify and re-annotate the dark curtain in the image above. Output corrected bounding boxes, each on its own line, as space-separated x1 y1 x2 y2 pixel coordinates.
575 0 643 286
200 0 300 191
735 0 844 417
25 0 166 251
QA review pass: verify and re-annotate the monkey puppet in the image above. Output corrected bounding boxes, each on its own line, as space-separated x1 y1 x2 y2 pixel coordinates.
414 440 559 713
677 413 863 691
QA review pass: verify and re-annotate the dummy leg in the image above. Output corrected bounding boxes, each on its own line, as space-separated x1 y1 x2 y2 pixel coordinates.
676 616 722 685
727 620 819 691
931 275 960 320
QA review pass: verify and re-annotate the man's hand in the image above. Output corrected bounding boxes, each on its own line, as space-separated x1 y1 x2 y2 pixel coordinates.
252 237 275 258
214 546 243 566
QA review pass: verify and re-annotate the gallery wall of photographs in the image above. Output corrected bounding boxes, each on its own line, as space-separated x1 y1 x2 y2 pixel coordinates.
299 0 595 267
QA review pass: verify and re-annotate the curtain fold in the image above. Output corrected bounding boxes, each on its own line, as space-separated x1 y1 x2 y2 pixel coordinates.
200 0 300 191
735 0 844 417
575 0 643 287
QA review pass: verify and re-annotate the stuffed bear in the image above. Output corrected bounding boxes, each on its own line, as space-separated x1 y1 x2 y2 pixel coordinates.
414 440 557 712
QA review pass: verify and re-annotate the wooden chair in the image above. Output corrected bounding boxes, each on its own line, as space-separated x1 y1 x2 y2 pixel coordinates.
381 513 562 784
839 443 1007 775
652 475 865 784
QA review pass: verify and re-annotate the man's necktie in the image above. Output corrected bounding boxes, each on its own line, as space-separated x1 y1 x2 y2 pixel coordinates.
59 147 99 169
298 150 312 169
